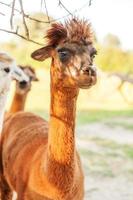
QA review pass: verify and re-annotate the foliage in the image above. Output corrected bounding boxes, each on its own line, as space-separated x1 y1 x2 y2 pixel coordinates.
95 34 133 74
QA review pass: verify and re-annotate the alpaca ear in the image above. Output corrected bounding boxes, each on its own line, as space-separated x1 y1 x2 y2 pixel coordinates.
32 76 39 82
35 77 39 81
31 46 53 61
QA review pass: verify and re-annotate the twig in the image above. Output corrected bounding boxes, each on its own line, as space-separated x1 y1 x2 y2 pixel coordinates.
19 0 29 39
26 15 50 23
0 28 43 46
43 0 50 23
0 1 50 23
71 0 92 16
10 0 16 29
58 0 73 16
0 0 92 24
89 0 92 6
0 0 93 45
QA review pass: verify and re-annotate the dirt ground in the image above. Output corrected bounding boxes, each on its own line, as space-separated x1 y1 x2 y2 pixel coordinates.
76 119 133 200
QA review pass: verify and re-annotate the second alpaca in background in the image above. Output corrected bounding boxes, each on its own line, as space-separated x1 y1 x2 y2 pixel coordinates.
9 65 38 113
0 53 29 133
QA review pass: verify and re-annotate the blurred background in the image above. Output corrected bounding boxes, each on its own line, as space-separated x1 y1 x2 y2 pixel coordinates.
0 0 133 199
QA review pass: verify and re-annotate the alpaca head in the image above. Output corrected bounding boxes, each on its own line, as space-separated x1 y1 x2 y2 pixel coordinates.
15 65 38 95
0 52 29 92
31 18 97 89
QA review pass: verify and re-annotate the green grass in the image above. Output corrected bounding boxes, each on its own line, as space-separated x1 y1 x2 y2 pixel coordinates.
106 121 133 131
76 110 133 125
88 137 133 160
78 137 133 177
27 109 133 126
124 146 133 159
79 148 115 177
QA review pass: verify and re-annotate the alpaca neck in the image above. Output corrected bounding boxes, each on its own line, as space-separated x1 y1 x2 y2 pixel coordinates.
48 86 78 162
47 65 79 169
9 91 27 113
46 79 79 188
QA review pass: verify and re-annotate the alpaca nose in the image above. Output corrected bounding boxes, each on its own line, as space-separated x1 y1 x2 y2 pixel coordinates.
82 66 96 76
19 80 28 88
4 67 10 73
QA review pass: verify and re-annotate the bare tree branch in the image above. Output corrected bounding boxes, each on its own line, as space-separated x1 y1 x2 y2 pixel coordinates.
19 0 29 39
10 0 16 29
0 28 43 46
58 0 73 16
0 1 51 23
26 15 50 23
89 0 92 6
0 0 92 24
43 0 50 23
71 0 92 16
0 0 94 44
109 72 133 104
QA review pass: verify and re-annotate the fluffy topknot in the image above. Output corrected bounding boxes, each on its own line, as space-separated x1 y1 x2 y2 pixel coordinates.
45 18 93 47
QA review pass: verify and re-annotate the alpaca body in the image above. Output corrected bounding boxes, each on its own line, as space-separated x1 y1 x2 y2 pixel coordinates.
2 111 84 200
1 18 97 200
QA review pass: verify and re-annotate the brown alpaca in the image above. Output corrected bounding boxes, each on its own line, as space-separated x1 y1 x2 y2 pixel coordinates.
0 18 97 200
9 65 38 113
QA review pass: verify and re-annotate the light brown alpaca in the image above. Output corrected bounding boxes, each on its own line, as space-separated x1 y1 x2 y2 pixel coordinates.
0 18 97 200
9 65 38 113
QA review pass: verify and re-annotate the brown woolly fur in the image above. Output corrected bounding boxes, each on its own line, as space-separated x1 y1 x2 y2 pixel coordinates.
46 18 93 47
65 18 93 44
45 23 67 47
0 17 97 200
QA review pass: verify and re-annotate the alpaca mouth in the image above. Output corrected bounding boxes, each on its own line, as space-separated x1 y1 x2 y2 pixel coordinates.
77 74 97 89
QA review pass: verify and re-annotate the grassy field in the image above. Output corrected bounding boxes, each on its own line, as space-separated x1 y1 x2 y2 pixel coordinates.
77 109 133 125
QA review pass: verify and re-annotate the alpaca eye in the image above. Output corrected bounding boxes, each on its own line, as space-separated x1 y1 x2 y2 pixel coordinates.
4 67 10 73
58 50 70 62
92 54 95 59
90 48 97 59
